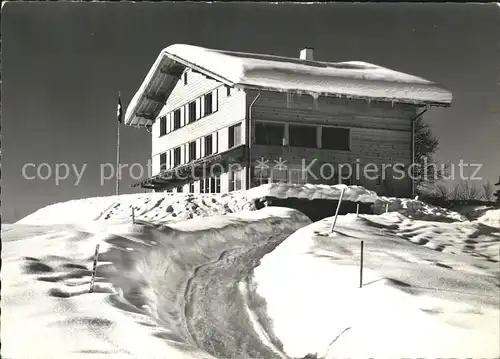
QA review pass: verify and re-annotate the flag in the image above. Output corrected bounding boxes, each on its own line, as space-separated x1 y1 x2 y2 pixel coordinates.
117 95 123 123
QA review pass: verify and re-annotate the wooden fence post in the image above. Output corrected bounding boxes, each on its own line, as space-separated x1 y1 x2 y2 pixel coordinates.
330 188 346 233
359 240 364 288
89 244 100 293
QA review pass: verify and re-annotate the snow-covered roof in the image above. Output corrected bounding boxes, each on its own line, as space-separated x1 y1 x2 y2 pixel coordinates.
125 44 452 127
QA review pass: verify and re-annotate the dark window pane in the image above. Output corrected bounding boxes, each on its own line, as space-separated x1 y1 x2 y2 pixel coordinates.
289 125 317 148
174 147 181 166
183 73 188 85
203 177 210 193
321 127 350 151
188 141 196 162
173 109 181 130
229 123 242 148
160 116 166 136
204 135 213 156
160 153 167 171
177 186 183 193
204 93 213 116
255 122 284 146
210 177 216 193
189 182 195 193
226 86 231 97
188 101 196 123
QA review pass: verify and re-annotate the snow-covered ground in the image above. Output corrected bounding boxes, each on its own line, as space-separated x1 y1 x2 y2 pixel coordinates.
3 185 499 358
254 211 499 358
3 206 310 359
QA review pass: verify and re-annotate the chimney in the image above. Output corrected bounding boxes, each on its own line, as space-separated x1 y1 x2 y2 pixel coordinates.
300 47 314 61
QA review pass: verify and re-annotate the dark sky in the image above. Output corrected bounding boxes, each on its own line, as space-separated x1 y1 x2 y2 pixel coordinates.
2 2 499 222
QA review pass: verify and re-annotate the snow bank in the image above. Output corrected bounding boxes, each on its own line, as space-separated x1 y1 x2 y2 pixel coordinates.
247 183 378 203
18 184 475 226
477 208 500 228
253 213 499 358
164 44 452 105
374 196 468 222
2 207 310 359
17 191 258 225
17 184 376 226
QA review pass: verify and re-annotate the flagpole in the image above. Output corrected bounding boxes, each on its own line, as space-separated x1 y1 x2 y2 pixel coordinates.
116 92 121 196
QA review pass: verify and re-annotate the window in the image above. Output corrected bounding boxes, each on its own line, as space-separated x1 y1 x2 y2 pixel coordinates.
204 135 213 156
188 101 196 123
204 93 213 116
229 123 242 148
254 167 271 186
289 168 308 185
173 109 181 130
202 176 210 194
160 152 167 172
173 147 181 167
176 186 183 193
255 122 285 146
289 124 317 148
210 176 217 193
160 116 167 136
229 168 242 191
189 182 195 193
183 72 188 85
226 86 231 97
321 127 350 151
188 141 197 162
270 167 288 183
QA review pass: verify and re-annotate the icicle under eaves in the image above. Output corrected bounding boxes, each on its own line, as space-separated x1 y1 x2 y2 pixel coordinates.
286 91 292 108
310 92 319 109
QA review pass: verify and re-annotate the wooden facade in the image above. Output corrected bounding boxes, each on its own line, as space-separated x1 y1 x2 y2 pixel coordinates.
149 70 248 193
141 64 424 198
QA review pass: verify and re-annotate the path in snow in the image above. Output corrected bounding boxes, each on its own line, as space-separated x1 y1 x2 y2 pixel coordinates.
184 233 292 359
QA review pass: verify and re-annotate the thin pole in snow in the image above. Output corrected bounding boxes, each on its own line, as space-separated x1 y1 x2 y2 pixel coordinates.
116 91 121 196
330 188 346 233
132 208 135 224
359 241 364 288
89 244 100 293
356 203 360 217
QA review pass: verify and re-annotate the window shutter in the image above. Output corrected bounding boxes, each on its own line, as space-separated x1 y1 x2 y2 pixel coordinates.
214 132 219 153
212 88 218 112
200 96 205 117
180 106 185 127
196 138 201 159
166 113 171 133
180 145 185 165
196 98 202 120
185 104 190 124
167 150 171 169
201 137 205 157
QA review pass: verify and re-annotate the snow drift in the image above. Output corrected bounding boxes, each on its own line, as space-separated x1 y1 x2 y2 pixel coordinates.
2 207 311 359
253 211 499 358
164 44 452 105
18 184 469 226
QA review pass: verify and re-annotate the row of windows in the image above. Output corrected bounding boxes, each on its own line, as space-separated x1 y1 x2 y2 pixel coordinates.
164 169 243 194
254 167 352 186
254 122 350 151
159 123 243 171
159 89 219 137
